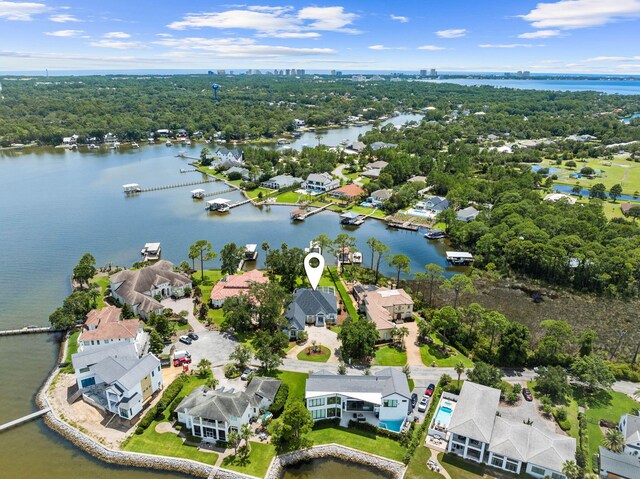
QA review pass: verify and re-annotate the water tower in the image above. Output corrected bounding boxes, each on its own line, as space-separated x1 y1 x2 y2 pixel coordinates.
211 83 220 101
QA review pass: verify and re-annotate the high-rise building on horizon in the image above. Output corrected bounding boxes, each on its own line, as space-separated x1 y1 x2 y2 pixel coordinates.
420 69 427 76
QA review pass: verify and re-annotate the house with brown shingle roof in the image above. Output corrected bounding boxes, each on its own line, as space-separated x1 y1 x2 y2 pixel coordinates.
209 269 269 308
358 286 414 340
109 260 192 319
78 305 147 355
328 183 365 202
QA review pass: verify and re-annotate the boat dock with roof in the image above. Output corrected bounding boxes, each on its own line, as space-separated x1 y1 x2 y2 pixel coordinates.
446 251 474 265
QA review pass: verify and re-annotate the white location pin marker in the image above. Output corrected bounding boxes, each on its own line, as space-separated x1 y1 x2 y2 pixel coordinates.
304 252 325 291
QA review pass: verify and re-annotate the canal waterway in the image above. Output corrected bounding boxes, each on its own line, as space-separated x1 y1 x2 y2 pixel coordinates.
0 135 446 478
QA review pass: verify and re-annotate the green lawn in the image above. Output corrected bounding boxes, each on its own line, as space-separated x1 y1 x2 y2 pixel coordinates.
345 205 387 219
438 453 506 479
328 268 358 319
308 425 405 462
221 441 276 477
245 187 273 200
276 191 303 203
419 334 474 367
297 345 331 363
546 157 640 192
577 387 639 468
193 269 223 305
90 275 111 309
265 370 308 403
374 345 407 366
208 308 225 328
61 331 80 373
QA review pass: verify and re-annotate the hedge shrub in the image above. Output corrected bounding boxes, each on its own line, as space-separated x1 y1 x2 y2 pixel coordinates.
135 375 188 434
268 383 289 417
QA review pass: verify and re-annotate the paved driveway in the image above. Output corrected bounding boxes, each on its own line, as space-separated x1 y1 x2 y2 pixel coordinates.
498 383 558 434
287 326 341 363
161 297 206 333
164 330 238 366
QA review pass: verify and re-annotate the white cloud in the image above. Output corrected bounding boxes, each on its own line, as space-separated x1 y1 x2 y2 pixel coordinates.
156 33 173 38
369 45 390 50
0 49 170 64
390 14 409 23
417 45 446 51
168 5 359 35
45 29 85 37
103 31 131 39
584 55 640 62
518 29 561 38
49 13 79 23
479 43 542 48
435 28 466 38
0 1 47 21
154 37 334 58
256 31 320 38
89 39 148 49
520 0 640 30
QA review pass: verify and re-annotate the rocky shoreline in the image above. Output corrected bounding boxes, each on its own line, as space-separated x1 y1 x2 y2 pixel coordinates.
265 444 405 479
36 335 406 479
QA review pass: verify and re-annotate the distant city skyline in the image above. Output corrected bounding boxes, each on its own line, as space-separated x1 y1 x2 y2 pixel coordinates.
1 0 640 73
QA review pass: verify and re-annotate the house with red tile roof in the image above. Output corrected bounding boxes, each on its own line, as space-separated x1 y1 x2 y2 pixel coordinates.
209 269 269 308
78 305 147 355
328 183 365 202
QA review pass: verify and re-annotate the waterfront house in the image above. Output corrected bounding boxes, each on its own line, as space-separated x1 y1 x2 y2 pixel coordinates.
359 286 414 340
445 382 575 479
104 132 118 146
212 148 244 168
261 174 303 190
78 306 147 355
346 141 366 153
305 368 411 432
370 142 397 151
598 412 640 479
456 206 480 222
176 377 281 442
109 260 192 319
369 189 392 205
62 134 78 145
328 184 365 202
284 287 338 339
71 343 162 420
225 166 251 181
209 269 269 308
303 172 339 193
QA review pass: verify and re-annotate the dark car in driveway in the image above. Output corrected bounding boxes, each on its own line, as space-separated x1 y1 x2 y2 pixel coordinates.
411 393 418 409
522 388 533 401
188 332 199 340
425 383 435 397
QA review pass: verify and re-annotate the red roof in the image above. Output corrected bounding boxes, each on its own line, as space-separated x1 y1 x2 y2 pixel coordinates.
331 184 365 198
210 269 269 302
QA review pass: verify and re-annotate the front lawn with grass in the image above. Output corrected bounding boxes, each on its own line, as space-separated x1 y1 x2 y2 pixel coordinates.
297 345 331 362
328 268 358 319
264 370 308 403
374 345 407 366
406 445 445 479
221 441 276 477
345 205 386 219
420 333 473 367
276 191 303 203
439 452 511 479
244 187 273 200
90 275 111 309
308 425 405 462
193 269 223 304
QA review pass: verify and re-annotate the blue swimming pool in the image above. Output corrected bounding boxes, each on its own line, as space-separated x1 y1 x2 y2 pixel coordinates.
432 405 453 428
379 419 404 433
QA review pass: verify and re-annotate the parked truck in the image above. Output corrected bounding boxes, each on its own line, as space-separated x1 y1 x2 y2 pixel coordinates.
173 350 192 367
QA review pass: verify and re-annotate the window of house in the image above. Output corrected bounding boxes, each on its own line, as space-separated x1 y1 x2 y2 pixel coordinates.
491 456 503 467
327 407 340 418
203 427 216 438
307 398 325 407
551 473 564 479
327 396 340 405
119 408 129 418
530 466 546 476
194 426 202 436
79 367 90 373
311 409 326 420
505 461 518 472
383 399 398 407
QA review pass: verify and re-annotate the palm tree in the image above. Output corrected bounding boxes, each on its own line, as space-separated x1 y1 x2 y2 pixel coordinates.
562 460 581 479
602 428 625 453
454 361 465 388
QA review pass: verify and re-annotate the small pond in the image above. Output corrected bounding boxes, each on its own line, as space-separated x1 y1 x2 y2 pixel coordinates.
281 457 393 479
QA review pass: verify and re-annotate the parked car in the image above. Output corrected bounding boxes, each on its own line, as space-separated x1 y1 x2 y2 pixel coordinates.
425 383 435 397
188 332 199 340
418 397 429 413
240 368 253 381
522 388 533 402
179 335 192 345
411 393 418 408
356 413 366 422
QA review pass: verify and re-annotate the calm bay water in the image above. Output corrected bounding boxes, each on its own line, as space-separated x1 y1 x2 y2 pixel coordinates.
424 78 640 95
0 139 448 478
281 457 391 479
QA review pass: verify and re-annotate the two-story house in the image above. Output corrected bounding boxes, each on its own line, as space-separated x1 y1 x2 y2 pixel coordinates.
78 305 147 355
109 260 192 319
284 287 337 339
359 286 414 340
71 343 162 420
305 368 411 432
599 413 640 479
175 377 281 442
303 172 339 193
261 175 303 190
211 148 244 168
209 269 269 308
446 382 575 479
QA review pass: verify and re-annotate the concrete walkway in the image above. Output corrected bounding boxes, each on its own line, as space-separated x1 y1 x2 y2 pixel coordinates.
403 321 423 366
286 326 341 364
428 448 451 479
161 297 206 333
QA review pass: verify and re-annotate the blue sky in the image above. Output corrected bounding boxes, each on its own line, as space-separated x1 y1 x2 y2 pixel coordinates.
1 0 640 73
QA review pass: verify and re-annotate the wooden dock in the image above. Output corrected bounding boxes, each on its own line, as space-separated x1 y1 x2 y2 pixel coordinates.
292 203 332 221
138 178 214 193
229 198 252 209
179 168 199 173
202 186 239 198
0 407 50 432
0 326 60 337
386 220 420 231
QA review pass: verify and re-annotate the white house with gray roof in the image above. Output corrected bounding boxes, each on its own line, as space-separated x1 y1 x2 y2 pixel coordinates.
305 368 411 432
212 148 244 168
284 287 337 339
71 343 162 420
261 174 303 190
303 172 339 193
446 382 575 479
175 377 281 442
599 413 640 479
